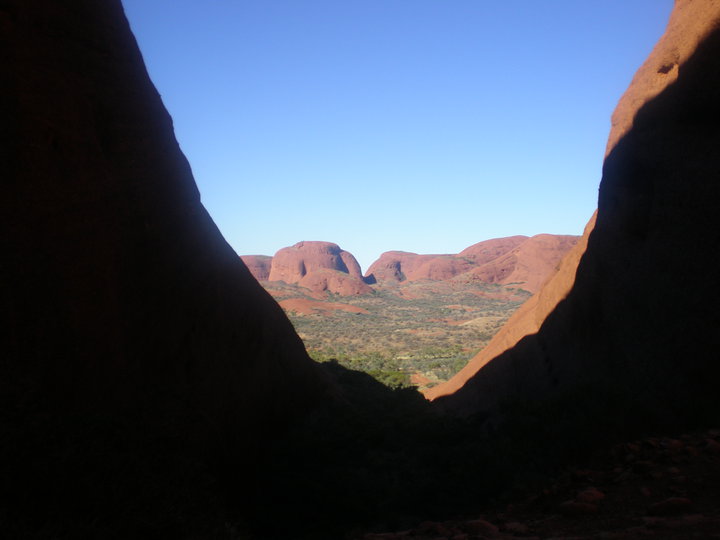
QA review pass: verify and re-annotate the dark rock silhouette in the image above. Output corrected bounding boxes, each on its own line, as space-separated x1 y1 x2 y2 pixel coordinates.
362 429 720 540
2 0 330 534
433 1 720 433
5 0 720 538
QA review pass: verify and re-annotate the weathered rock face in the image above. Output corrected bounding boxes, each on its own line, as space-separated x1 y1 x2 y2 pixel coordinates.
269 241 371 295
456 234 580 294
240 254 273 281
426 221 594 400
458 235 529 264
432 0 720 432
365 238 529 284
2 0 330 527
417 236 550 283
298 268 373 296
364 251 441 283
365 235 577 292
409 255 476 282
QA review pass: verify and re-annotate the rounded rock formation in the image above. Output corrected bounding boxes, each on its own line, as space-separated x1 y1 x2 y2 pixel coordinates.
456 234 580 293
269 241 371 295
364 251 440 283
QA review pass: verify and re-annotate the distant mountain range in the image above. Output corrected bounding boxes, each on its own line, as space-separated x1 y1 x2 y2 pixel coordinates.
241 234 580 296
239 234 580 387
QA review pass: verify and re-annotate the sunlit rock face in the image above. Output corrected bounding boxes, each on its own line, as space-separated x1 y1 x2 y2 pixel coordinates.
365 251 442 283
364 238 529 284
433 0 720 432
241 254 273 281
2 0 329 450
364 235 577 289
269 241 372 295
425 225 593 400
452 234 579 293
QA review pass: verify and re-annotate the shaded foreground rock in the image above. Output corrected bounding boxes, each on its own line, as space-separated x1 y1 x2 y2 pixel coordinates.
432 0 720 436
5 1 720 538
2 0 330 535
359 429 720 540
427 1 720 405
425 219 594 400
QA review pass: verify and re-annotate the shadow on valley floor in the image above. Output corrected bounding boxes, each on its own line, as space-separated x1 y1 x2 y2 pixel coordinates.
2 356 715 539
232 360 702 539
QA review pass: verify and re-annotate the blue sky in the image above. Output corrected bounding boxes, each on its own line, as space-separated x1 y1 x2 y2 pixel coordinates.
121 1 673 272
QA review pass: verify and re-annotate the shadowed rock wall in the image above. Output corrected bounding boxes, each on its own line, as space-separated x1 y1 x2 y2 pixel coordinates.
1 0 329 463
435 1 720 431
426 220 594 400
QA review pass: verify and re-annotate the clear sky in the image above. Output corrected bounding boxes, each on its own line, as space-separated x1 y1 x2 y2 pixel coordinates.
121 1 673 272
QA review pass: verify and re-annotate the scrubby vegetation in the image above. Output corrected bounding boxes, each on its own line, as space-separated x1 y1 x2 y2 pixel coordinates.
267 280 531 388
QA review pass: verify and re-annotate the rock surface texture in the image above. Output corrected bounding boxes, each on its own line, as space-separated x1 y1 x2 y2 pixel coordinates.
458 235 530 265
455 234 579 293
365 251 443 283
365 235 577 292
361 429 720 540
431 0 720 432
1 0 330 533
240 254 273 281
426 224 593 399
268 241 372 295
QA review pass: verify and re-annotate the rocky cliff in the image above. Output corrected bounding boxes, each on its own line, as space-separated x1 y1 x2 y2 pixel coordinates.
269 241 372 295
432 0 720 432
426 221 594 399
455 234 579 293
1 0 330 533
364 238 530 284
365 235 577 292
364 251 442 283
240 254 273 281
458 235 530 264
